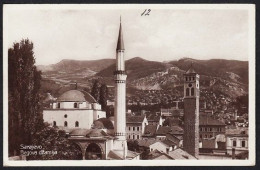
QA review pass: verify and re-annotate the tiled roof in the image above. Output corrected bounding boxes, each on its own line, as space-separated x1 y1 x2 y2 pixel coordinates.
148 150 173 160
185 64 196 74
147 114 161 121
166 134 181 145
164 117 181 126
136 139 159 148
143 125 157 137
200 115 226 126
161 140 176 147
167 148 197 160
126 115 145 124
226 128 248 137
93 118 114 129
156 126 183 136
107 150 140 160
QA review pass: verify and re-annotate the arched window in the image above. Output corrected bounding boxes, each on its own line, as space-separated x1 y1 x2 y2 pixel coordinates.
191 88 194 96
186 88 190 96
53 121 56 126
75 121 79 127
74 103 78 108
64 121 68 127
57 103 60 108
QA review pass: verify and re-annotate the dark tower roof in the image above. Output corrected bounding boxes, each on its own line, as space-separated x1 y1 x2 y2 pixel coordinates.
186 62 196 74
116 17 125 51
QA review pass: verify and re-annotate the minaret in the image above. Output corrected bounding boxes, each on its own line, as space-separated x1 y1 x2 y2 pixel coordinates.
113 17 128 158
183 63 200 158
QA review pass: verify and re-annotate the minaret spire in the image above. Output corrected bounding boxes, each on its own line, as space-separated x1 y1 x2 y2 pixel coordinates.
113 17 128 157
117 16 125 51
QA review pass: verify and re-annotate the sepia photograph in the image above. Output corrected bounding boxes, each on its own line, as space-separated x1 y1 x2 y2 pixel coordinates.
3 4 255 166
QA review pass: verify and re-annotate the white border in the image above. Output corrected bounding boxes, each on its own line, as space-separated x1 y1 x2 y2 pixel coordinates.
3 4 255 166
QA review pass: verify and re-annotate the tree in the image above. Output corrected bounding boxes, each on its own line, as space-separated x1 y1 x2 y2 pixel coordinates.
99 84 108 111
8 39 43 156
91 80 101 102
27 125 82 160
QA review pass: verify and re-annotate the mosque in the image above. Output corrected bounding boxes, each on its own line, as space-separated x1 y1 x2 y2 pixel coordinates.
43 19 140 160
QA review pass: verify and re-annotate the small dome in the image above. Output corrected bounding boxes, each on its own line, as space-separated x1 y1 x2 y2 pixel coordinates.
57 90 86 102
93 118 114 129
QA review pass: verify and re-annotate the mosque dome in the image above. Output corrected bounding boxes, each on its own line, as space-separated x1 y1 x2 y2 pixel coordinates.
57 90 85 102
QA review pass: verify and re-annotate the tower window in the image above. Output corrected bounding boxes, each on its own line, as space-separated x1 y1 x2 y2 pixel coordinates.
75 121 79 127
64 114 67 118
64 121 68 127
74 103 78 108
186 77 188 81
191 88 194 96
186 88 190 96
53 121 56 126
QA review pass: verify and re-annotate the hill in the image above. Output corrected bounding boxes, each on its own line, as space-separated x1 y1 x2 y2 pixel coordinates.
39 57 248 100
37 59 115 73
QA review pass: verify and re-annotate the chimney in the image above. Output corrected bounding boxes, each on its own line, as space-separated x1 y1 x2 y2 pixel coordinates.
232 148 236 159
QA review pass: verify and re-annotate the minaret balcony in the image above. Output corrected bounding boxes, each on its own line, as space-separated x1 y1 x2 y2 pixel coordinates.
114 70 126 75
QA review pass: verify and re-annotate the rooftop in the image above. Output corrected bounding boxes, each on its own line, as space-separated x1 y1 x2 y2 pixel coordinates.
200 115 226 126
93 118 114 129
57 90 97 103
126 115 145 124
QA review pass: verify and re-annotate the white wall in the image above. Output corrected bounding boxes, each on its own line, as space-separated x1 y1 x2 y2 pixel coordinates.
53 101 90 109
226 136 248 154
43 109 94 129
149 142 172 153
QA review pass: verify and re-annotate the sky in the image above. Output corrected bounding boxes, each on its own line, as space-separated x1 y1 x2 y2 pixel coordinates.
5 6 250 65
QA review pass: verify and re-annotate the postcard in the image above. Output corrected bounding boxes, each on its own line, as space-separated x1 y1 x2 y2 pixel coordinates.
3 4 255 166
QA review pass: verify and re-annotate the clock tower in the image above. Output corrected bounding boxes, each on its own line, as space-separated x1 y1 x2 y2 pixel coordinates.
183 63 200 158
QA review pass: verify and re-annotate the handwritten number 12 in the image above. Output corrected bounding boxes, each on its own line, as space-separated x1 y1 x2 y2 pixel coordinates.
141 9 151 16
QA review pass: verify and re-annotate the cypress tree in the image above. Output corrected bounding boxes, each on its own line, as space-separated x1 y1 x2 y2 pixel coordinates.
8 39 42 156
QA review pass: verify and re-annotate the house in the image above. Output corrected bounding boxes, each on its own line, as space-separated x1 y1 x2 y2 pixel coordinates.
199 115 226 149
155 126 183 140
226 128 248 155
126 115 148 140
146 114 163 126
148 148 196 160
149 140 176 153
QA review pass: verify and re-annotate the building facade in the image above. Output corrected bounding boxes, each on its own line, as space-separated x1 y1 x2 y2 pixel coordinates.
126 115 148 140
